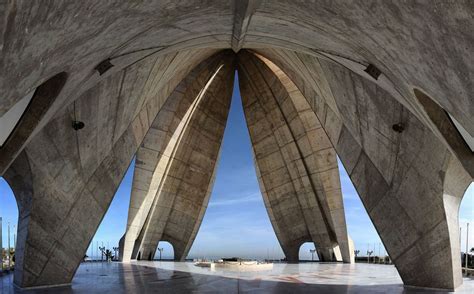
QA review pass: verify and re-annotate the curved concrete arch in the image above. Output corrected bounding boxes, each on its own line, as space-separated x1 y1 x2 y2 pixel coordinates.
2 151 34 285
251 48 473 290
120 51 235 262
0 45 220 176
238 51 352 263
413 88 474 177
134 56 234 262
2 2 473 170
1 48 220 288
247 2 474 134
0 2 473 291
154 240 176 260
442 156 473 288
0 72 68 175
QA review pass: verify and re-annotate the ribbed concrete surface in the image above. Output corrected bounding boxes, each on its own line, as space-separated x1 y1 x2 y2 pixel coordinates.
1 1 472 291
238 52 352 263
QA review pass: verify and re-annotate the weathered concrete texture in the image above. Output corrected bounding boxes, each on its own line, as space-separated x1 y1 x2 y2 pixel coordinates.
2 49 218 288
238 52 352 263
1 1 473 291
0 2 236 176
413 89 474 177
1 1 473 164
0 72 67 175
120 52 235 262
135 58 234 262
252 48 473 290
257 53 354 264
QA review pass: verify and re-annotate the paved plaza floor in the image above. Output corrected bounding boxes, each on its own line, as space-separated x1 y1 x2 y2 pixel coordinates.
1 261 473 293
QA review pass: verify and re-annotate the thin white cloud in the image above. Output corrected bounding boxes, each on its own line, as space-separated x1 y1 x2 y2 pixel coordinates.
208 192 262 207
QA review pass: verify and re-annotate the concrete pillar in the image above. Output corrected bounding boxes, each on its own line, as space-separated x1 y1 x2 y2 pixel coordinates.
170 240 187 262
238 51 353 264
0 2 471 292
282 243 301 263
122 52 235 263
317 247 335 262
2 49 219 289
254 48 473 290
120 52 234 262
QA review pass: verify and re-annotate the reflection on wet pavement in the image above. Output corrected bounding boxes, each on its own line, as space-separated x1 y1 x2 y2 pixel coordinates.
1 261 473 293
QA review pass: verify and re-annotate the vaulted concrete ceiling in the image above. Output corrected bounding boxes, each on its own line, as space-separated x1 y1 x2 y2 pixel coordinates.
0 1 472 291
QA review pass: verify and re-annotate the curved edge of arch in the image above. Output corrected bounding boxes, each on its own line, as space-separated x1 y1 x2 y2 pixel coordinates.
121 52 235 264
237 50 353 264
413 88 473 177
0 72 68 176
246 47 467 290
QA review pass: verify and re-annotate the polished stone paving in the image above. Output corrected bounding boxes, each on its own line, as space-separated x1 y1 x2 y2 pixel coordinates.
1 261 473 293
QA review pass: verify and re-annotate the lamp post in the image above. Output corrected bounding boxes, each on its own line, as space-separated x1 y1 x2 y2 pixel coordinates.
373 244 376 264
378 243 381 264
113 247 119 261
7 222 10 270
157 248 164 261
310 249 316 261
99 246 105 262
367 243 369 263
466 223 470 274
13 224 16 248
0 217 2 271
354 250 360 262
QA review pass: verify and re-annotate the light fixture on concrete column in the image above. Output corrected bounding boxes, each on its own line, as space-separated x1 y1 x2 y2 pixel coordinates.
72 101 85 131
392 123 404 133
310 249 316 261
72 121 85 130
364 64 381 80
95 58 114 75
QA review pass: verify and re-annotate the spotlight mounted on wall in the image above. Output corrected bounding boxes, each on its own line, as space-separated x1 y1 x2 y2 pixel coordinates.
72 121 85 130
392 123 405 133
95 58 114 76
364 64 381 80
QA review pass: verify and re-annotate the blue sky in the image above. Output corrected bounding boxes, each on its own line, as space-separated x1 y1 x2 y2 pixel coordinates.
1 73 473 260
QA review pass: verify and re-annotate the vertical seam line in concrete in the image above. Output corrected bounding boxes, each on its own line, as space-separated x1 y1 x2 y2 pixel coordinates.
111 69 127 144
136 60 224 256
158 63 228 253
238 62 305 248
252 54 339 243
244 55 336 245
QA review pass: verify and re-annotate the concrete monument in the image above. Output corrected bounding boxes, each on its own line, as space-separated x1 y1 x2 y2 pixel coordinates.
0 1 472 291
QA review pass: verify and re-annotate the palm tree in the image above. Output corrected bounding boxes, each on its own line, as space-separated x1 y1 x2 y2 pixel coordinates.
367 250 373 263
354 250 360 263
105 249 113 262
